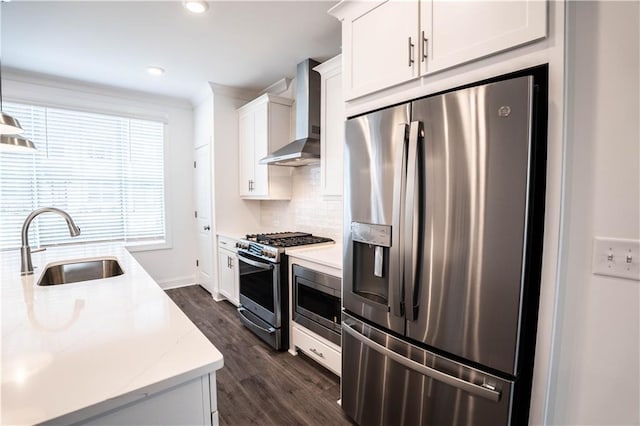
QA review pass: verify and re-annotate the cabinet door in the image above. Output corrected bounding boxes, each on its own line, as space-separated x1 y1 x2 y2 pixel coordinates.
424 0 547 73
218 249 237 304
251 102 269 197
238 110 254 197
344 0 420 100
321 63 344 197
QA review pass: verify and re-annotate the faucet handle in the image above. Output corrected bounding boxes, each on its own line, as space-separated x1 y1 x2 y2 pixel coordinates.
31 247 47 253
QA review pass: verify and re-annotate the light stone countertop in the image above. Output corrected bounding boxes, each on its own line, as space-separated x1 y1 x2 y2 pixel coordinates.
286 243 343 270
0 243 223 425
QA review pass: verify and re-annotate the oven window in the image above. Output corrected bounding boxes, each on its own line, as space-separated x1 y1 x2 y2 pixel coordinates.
297 278 341 324
239 258 275 312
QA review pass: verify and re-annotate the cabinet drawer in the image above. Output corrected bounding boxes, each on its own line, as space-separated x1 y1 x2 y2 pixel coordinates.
292 325 341 376
218 235 238 251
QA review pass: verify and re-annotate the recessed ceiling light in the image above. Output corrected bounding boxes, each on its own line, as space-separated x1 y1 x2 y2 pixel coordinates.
146 66 165 76
183 1 208 14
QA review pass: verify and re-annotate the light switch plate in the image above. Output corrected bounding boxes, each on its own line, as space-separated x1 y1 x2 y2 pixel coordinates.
592 237 640 281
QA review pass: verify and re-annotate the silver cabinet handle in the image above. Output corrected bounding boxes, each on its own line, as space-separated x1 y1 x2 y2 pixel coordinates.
342 321 501 402
408 36 415 67
422 30 428 61
309 348 324 358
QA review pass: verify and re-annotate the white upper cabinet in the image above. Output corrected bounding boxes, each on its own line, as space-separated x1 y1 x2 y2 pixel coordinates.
340 1 420 100
330 0 547 100
314 55 344 198
424 0 547 74
237 94 293 200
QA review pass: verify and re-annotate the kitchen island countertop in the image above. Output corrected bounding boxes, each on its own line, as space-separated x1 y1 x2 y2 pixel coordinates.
0 243 223 425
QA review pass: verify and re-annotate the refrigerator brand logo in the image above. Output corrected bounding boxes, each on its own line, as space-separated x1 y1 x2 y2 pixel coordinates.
498 106 512 117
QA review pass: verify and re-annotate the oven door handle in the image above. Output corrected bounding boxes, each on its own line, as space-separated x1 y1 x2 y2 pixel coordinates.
238 307 276 334
237 253 274 270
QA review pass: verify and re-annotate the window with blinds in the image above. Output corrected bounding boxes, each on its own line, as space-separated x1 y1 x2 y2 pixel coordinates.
0 102 166 250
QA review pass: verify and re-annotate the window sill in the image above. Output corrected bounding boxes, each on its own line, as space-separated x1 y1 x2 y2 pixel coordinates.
125 240 172 253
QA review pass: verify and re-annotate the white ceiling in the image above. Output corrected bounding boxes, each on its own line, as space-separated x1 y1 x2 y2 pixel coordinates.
1 1 342 103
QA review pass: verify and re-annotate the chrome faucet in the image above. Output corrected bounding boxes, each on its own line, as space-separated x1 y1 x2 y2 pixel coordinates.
21 207 81 275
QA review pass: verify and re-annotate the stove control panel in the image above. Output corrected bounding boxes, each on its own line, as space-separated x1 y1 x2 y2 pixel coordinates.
237 241 281 262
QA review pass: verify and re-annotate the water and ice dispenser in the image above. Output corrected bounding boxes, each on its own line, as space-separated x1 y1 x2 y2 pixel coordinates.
350 222 392 306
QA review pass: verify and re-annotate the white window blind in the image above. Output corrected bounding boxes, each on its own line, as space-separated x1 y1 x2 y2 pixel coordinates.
0 102 166 250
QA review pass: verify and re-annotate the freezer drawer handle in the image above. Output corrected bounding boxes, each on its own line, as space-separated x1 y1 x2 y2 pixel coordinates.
342 321 502 403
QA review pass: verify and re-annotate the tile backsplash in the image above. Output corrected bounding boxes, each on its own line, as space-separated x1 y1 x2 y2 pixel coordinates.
260 165 343 241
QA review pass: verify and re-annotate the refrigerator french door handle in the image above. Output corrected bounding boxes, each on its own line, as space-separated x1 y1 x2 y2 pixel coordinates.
390 123 409 317
404 121 422 321
342 321 501 403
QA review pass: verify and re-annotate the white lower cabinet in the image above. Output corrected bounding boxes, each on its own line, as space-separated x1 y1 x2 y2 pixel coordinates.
288 253 343 377
217 236 239 306
81 373 219 425
292 324 342 377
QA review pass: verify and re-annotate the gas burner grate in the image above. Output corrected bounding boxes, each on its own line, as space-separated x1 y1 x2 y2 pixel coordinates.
245 232 333 248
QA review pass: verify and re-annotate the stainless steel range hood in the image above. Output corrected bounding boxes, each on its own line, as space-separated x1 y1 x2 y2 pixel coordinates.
259 59 321 166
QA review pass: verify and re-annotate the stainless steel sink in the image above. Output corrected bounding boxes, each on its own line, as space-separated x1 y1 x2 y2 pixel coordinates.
37 257 124 286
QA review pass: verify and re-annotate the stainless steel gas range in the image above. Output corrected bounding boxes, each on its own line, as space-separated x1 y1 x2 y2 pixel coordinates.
235 232 334 350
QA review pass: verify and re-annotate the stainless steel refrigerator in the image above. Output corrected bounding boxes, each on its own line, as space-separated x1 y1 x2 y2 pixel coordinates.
341 70 547 426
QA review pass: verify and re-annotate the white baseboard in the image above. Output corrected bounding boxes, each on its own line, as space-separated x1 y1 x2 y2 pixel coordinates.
157 275 196 290
212 292 226 302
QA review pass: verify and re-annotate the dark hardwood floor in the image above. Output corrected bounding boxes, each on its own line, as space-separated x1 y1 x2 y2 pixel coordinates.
166 285 354 426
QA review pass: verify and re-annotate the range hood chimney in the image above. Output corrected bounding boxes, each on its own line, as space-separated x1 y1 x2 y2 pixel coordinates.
259 58 321 166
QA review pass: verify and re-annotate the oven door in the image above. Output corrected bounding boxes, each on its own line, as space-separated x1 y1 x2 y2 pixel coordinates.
237 251 281 327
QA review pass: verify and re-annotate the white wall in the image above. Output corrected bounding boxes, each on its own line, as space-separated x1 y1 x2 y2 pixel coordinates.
547 2 640 425
3 70 197 288
211 86 262 237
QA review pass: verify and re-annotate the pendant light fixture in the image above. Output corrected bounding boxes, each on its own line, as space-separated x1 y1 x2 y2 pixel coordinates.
0 110 24 134
0 134 36 151
0 1 36 151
